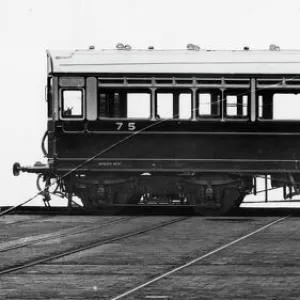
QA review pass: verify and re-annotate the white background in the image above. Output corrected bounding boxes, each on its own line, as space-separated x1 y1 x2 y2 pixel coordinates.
1 0 300 207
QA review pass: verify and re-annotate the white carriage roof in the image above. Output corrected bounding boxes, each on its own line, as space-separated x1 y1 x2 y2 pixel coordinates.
47 49 300 75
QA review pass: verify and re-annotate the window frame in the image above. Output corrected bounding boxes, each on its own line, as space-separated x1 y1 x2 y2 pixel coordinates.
155 89 192 120
60 88 85 121
196 88 222 120
94 84 256 122
178 92 193 120
257 89 300 121
98 88 152 120
224 89 250 120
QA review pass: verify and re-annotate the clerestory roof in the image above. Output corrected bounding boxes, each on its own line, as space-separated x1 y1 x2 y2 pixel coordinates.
47 48 300 75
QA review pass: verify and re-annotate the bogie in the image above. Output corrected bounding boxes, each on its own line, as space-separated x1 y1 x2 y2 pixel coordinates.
66 173 252 215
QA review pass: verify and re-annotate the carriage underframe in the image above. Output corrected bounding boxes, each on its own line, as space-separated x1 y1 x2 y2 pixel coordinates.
13 159 300 215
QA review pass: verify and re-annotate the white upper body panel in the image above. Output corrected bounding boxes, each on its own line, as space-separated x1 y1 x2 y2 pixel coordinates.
47 49 300 75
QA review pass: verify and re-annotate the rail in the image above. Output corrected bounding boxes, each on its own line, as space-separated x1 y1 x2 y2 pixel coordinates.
0 216 188 275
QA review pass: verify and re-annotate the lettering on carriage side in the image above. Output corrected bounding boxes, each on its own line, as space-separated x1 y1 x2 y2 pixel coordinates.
115 122 136 131
98 161 123 167
98 162 112 166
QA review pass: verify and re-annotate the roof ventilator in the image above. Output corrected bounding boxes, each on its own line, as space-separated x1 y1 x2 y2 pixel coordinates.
116 43 124 49
124 44 132 50
269 44 280 51
187 43 200 51
116 43 132 50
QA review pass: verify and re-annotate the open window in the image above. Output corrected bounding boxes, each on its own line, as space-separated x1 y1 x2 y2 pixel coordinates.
156 93 173 119
62 90 83 118
258 91 300 120
225 94 248 118
156 90 192 120
127 93 151 119
179 93 192 119
197 90 221 118
98 90 151 119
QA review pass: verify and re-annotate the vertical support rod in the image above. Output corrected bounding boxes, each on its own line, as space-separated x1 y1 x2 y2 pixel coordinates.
211 94 219 116
289 185 293 198
253 176 257 196
237 95 243 116
221 89 225 121
265 175 268 202
150 88 156 121
192 88 197 121
173 92 179 119
250 78 256 122
67 193 73 212
283 185 287 199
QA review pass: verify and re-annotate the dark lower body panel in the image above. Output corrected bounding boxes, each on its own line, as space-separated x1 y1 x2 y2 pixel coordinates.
55 158 300 174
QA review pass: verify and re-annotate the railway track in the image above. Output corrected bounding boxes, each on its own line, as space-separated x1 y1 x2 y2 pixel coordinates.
1 210 297 299
0 214 55 226
109 214 291 300
0 216 135 253
0 216 188 275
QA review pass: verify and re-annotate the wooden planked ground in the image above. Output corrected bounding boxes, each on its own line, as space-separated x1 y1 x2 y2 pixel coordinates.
0 211 299 299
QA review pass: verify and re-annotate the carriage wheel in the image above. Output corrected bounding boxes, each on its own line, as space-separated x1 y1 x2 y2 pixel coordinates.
127 193 142 203
191 187 241 216
113 190 142 206
78 188 124 215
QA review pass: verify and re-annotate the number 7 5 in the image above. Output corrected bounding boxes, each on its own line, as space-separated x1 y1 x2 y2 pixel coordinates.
116 122 136 131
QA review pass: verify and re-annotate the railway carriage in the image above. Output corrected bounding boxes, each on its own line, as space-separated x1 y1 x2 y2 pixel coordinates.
13 45 300 215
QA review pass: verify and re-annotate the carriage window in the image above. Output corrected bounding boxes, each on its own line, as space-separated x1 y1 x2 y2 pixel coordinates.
272 93 300 120
258 94 273 119
258 95 263 118
198 92 220 117
99 92 121 118
98 91 150 119
156 93 173 119
179 93 192 119
226 95 248 117
127 93 151 119
62 90 83 118
258 92 300 120
273 94 300 120
199 93 211 115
